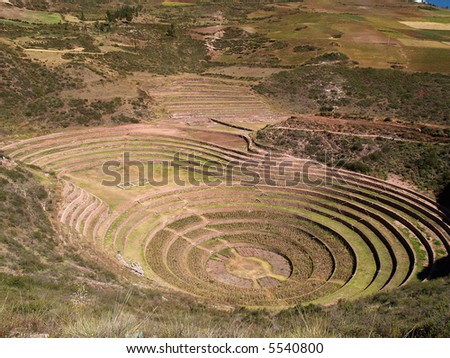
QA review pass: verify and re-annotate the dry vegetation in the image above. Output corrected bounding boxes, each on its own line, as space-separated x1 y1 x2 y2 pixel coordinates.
256 116 450 196
255 66 450 124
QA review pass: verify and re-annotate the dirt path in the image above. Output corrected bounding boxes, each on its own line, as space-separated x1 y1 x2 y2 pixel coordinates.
23 48 104 55
272 126 431 143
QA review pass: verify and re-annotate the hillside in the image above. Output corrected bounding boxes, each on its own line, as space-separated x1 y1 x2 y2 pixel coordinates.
255 66 450 124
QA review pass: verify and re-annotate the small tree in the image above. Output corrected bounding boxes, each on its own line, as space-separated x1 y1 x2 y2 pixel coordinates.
106 10 114 23
105 5 136 23
166 23 176 37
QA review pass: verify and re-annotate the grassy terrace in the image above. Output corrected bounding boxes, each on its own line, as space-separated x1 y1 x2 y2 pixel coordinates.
3 124 448 308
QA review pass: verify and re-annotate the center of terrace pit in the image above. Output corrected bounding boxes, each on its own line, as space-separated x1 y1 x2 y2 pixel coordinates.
207 246 292 289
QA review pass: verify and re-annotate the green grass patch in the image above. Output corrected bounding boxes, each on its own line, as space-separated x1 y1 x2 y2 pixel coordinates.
28 12 63 24
162 1 195 6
